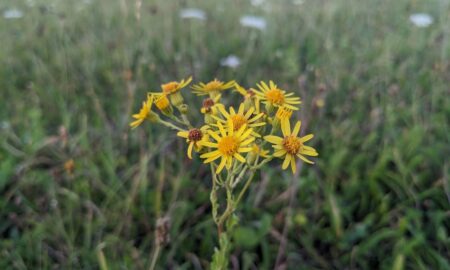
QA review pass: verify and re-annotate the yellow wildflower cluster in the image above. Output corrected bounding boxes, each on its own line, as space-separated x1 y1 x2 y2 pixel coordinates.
130 77 318 174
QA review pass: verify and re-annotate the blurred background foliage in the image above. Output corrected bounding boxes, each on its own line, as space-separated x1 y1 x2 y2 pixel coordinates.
0 0 449 269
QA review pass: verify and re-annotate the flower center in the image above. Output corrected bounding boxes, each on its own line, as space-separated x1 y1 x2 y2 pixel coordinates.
204 80 223 91
282 136 302 155
162 82 180 94
188 129 203 142
230 115 247 131
218 136 239 156
266 89 285 105
203 98 214 112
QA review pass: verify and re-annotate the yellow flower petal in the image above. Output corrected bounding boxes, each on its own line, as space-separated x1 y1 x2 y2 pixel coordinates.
273 149 287 157
201 150 221 158
177 131 189 138
281 119 291 136
240 128 253 140
292 121 302 137
233 153 246 163
187 142 194 159
282 154 292 169
226 156 233 169
290 157 297 173
216 157 227 174
218 122 227 137
244 106 254 119
238 147 253 153
264 135 283 144
204 154 222 163
297 154 314 164
241 137 255 146
208 130 222 142
300 134 314 143
218 105 230 118
202 141 218 148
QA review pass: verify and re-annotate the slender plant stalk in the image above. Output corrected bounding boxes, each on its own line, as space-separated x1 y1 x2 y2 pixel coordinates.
148 245 161 270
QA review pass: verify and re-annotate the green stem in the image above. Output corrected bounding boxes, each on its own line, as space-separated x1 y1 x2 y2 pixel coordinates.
235 170 257 206
181 114 193 129
158 119 183 131
167 114 188 127
148 245 161 270
217 172 235 237
250 157 273 170
231 165 248 188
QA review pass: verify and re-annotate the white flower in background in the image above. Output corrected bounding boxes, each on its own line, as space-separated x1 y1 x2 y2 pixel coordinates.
220 55 241 69
180 8 206 21
0 121 10 129
409 13 433 27
3 9 23 19
292 0 305 5
250 0 265 6
240 15 267 31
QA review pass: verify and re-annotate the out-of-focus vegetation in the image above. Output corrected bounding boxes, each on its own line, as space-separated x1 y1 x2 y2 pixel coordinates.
1 0 449 269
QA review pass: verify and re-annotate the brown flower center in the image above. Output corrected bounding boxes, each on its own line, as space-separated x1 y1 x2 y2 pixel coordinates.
188 129 203 142
203 98 215 108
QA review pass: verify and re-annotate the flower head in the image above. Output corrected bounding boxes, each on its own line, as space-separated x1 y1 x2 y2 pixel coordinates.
264 120 318 173
253 81 301 111
200 121 255 174
200 95 223 124
161 76 192 95
153 93 173 115
200 95 222 114
130 95 157 128
214 103 265 136
191 79 235 98
177 126 210 159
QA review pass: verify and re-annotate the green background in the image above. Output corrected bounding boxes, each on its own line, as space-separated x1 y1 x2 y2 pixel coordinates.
1 0 449 269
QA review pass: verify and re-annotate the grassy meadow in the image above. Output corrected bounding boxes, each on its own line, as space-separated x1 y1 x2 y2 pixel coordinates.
1 0 449 269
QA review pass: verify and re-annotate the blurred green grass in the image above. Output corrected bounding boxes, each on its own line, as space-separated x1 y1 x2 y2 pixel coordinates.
1 0 449 269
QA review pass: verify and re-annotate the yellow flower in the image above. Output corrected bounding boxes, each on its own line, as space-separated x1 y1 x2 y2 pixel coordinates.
214 103 265 136
200 121 255 174
253 81 301 111
177 126 210 159
153 93 173 115
161 76 192 95
191 79 236 98
158 76 192 107
264 120 318 173
130 95 157 128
